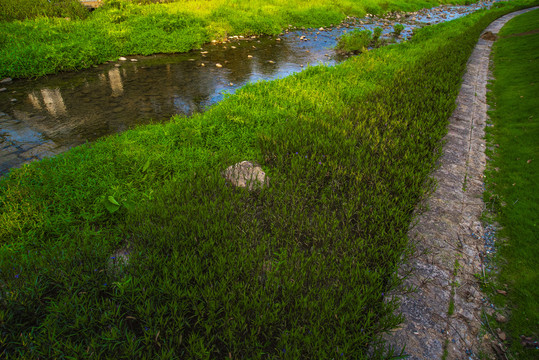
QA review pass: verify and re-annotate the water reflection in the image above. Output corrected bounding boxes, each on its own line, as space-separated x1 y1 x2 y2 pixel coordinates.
41 88 67 117
108 68 124 97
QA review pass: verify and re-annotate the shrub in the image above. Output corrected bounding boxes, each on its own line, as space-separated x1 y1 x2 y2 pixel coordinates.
393 23 405 37
336 29 373 53
373 26 383 42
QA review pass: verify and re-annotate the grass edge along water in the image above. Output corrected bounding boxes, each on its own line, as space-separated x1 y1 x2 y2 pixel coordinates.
3 0 475 79
1 1 538 358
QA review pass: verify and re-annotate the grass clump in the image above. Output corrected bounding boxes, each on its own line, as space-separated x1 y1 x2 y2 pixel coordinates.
483 8 539 359
393 23 405 36
0 1 538 358
0 0 471 79
336 29 375 53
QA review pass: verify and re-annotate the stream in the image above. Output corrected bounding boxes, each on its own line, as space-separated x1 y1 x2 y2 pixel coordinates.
0 1 496 176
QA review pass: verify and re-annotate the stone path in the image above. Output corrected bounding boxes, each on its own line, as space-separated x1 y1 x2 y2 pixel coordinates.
385 7 539 360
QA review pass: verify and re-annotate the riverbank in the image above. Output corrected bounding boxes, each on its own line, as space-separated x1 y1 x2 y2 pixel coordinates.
1 1 537 358
0 2 493 177
0 0 473 79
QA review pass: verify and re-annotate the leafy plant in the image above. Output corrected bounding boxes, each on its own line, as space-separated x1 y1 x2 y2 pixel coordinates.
336 29 373 53
393 23 405 37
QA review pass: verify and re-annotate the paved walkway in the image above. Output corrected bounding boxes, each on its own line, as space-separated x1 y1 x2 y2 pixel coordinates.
385 7 539 359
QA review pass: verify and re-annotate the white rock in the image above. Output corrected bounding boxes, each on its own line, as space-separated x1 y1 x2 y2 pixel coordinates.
0 78 12 84
223 161 269 190
216 63 223 68
119 57 127 61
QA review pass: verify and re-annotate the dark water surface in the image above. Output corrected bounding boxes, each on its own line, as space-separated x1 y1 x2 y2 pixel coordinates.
0 1 494 175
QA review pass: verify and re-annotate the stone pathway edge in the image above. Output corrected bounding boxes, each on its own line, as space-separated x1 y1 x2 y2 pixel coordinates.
384 7 539 360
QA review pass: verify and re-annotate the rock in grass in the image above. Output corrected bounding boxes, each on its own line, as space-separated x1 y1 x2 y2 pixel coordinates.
0 78 12 84
0 88 7 92
216 63 223 68
119 57 127 61
223 161 269 190
108 244 131 278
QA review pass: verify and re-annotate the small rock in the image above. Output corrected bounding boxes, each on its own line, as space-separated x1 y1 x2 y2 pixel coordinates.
496 289 507 296
497 329 507 341
115 64 121 67
300 36 305 40
130 59 138 62
223 161 269 190
496 314 507 323
231 46 236 49
319 27 324 31
10 98 17 102
268 60 275 64
201 51 208 54
216 63 223 68
200 63 205 67
247 55 253 58
276 38 281 41
0 77 12 84
0 88 7 92
119 57 127 61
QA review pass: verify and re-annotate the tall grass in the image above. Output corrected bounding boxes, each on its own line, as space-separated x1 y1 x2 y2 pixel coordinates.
0 0 88 21
0 0 470 78
1 1 537 357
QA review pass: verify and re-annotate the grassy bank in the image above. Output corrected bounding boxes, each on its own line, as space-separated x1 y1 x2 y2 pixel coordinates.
0 0 469 78
1 1 537 358
483 8 539 359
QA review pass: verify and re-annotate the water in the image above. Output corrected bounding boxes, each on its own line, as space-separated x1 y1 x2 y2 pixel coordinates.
0 1 495 175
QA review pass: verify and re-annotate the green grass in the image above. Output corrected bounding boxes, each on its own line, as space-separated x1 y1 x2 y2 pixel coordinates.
0 0 470 78
484 8 539 359
1 1 537 358
0 0 89 21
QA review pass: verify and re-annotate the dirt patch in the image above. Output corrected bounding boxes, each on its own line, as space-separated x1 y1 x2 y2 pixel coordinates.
481 31 497 41
502 28 539 38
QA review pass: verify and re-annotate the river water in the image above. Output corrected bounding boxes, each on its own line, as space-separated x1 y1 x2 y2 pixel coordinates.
0 1 495 176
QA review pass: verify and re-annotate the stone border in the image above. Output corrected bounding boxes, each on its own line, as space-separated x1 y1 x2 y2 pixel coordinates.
385 7 539 359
